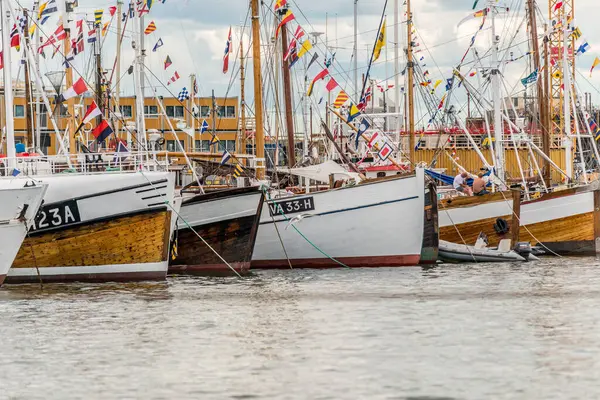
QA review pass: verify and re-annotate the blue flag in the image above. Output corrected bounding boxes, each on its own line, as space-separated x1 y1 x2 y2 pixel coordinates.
200 120 209 133
11 168 20 177
355 118 371 147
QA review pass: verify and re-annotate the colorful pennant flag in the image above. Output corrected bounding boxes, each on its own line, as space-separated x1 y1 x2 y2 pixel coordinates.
232 164 244 179
307 68 329 96
167 71 180 85
201 120 209 133
347 103 361 123
144 21 156 35
92 120 114 143
82 101 102 124
109 6 117 16
94 9 103 25
333 91 349 108
274 0 288 11
223 27 232 74
88 28 97 43
275 10 295 39
178 87 189 101
152 38 163 52
164 55 172 69
220 151 231 165
57 77 88 102
373 19 386 62
590 57 600 76
325 77 338 92
297 40 313 58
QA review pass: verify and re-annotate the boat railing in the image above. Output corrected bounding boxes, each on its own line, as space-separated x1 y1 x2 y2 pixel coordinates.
0 153 158 177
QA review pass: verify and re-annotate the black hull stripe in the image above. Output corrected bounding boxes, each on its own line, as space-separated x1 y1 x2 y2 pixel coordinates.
137 184 168 194
260 195 419 225
69 179 168 203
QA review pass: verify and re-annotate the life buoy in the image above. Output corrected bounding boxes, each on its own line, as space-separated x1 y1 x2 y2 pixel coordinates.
493 218 510 235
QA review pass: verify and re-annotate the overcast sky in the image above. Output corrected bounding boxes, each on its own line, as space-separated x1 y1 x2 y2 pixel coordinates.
7 0 600 127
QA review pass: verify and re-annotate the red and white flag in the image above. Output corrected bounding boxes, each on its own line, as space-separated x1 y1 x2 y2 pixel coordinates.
82 101 102 124
283 26 304 61
223 27 232 74
167 71 180 85
58 77 88 102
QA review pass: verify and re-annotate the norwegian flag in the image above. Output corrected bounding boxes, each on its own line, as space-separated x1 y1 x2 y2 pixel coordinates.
10 24 20 51
167 71 180 85
357 86 372 111
72 19 84 55
223 27 232 74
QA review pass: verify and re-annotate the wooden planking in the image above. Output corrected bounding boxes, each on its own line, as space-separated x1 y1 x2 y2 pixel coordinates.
440 211 595 250
13 210 171 269
172 214 258 269
594 190 600 254
420 182 439 264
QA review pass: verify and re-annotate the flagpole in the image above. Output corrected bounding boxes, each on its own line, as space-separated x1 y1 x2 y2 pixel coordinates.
22 8 35 149
359 0 388 103
115 0 123 141
393 0 400 155
250 0 266 180
189 73 194 153
353 0 358 99
239 38 247 164
406 0 415 166
34 1 42 154
1 0 16 169
95 16 103 123
63 0 76 157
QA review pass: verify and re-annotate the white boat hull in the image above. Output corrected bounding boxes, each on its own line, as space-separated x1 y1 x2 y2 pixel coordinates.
0 181 47 285
5 171 176 283
252 169 427 269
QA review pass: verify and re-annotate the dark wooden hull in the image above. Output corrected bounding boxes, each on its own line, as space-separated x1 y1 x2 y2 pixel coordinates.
420 182 439 264
6 208 172 284
169 187 264 276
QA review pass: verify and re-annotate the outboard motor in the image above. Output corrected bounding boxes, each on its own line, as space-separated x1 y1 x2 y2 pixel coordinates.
514 242 533 261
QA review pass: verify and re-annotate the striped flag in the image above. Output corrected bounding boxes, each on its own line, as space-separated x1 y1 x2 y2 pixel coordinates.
144 21 156 35
167 71 180 85
94 9 103 25
333 91 349 108
232 164 244 178
223 26 232 74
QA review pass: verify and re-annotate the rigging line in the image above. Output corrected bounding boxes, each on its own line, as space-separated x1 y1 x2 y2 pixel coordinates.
138 170 244 278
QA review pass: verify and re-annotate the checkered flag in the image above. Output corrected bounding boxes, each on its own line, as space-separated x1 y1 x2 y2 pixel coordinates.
178 87 189 102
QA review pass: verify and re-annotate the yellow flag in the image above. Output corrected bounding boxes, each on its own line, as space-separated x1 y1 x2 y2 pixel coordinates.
591 57 600 77
373 19 386 62
433 79 443 89
297 40 312 58
38 1 48 18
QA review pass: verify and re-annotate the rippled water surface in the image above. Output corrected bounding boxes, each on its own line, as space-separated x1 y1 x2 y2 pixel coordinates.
2 258 600 399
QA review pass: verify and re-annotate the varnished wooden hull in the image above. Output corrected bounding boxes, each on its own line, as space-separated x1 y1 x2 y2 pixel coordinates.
169 187 264 276
6 208 172 284
439 187 600 255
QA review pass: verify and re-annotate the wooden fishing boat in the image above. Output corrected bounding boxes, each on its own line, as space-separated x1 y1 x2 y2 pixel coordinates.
439 185 600 255
5 171 177 284
169 186 264 276
252 168 433 269
0 181 47 285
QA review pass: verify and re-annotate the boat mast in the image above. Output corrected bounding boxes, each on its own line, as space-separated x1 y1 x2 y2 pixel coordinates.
250 0 266 180
133 3 147 155
353 0 358 98
1 0 16 168
23 9 35 149
278 6 296 168
63 0 76 154
95 17 103 120
393 0 400 150
490 2 505 181
211 89 216 138
406 0 415 166
189 74 195 152
239 39 247 159
115 0 123 140
526 0 550 186
34 1 42 153
562 14 572 179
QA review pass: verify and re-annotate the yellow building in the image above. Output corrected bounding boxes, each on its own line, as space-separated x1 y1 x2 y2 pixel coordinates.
6 95 240 155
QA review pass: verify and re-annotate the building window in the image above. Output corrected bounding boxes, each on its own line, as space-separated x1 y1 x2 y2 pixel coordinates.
166 139 185 152
217 140 236 152
513 97 519 107
144 105 159 117
200 106 210 117
120 105 133 118
14 105 25 118
195 140 211 152
166 105 185 118
225 106 236 118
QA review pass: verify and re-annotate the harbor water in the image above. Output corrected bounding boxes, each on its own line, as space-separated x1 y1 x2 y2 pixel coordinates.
1 258 600 399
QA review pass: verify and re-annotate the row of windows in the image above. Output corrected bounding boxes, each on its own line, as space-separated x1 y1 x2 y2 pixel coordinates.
165 140 236 152
119 105 236 119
